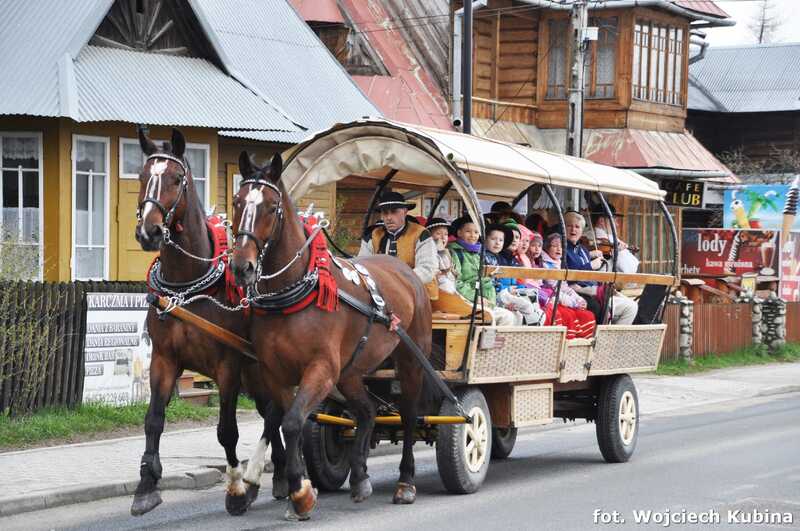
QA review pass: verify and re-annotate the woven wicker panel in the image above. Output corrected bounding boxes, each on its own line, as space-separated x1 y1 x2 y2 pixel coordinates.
590 325 666 375
512 384 553 427
559 341 593 383
468 327 566 384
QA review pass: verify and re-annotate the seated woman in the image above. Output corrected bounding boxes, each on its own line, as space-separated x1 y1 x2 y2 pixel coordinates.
563 210 637 325
539 233 596 339
484 223 545 326
448 217 516 326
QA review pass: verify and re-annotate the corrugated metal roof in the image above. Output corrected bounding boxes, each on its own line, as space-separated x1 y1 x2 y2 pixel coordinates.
0 0 111 118
287 0 344 23
74 46 297 130
689 43 800 113
194 0 379 134
339 0 453 130
220 129 311 144
583 128 733 176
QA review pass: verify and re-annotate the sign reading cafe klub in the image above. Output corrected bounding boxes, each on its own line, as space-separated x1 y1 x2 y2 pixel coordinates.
661 179 705 207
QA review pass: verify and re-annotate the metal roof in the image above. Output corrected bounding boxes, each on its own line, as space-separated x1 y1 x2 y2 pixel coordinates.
73 46 297 130
689 43 800 113
583 128 734 181
287 0 345 23
0 0 376 139
0 0 111 118
194 0 379 135
672 0 728 18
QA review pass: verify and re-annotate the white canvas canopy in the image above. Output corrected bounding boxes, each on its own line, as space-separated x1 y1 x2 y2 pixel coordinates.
282 119 665 231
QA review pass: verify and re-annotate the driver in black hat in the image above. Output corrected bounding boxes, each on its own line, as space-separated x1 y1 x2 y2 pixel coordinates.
359 191 438 299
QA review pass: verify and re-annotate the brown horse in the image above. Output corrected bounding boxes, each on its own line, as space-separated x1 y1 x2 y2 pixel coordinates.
131 128 286 517
230 152 433 520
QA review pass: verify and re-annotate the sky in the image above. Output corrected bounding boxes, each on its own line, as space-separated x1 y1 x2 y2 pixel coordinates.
704 0 800 46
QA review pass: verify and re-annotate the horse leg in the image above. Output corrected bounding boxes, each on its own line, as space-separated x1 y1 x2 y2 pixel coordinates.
338 375 376 503
212 362 251 516
391 345 425 505
131 353 179 516
244 399 288 501
282 362 335 521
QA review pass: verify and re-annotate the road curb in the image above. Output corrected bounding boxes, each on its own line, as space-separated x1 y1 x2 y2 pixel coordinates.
0 466 223 518
756 384 800 397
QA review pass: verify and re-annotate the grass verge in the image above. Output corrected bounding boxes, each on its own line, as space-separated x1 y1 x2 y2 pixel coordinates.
0 398 216 449
656 343 800 376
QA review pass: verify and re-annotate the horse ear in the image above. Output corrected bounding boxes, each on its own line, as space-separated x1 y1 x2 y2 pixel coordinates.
138 127 157 156
239 151 254 177
268 153 283 183
170 128 186 158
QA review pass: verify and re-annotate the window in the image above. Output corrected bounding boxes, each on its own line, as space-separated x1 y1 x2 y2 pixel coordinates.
1 132 43 279
624 200 674 274
546 19 569 100
633 19 685 105
73 136 109 280
120 138 210 210
546 17 618 100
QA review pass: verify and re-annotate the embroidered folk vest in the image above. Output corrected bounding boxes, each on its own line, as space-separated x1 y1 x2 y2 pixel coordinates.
370 223 439 300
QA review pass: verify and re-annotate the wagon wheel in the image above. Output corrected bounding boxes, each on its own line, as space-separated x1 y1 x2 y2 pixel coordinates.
302 400 351 491
491 427 518 460
436 388 491 494
596 375 639 463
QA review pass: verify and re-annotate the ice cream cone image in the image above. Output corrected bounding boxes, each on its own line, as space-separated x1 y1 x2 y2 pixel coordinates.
730 199 750 229
782 175 799 250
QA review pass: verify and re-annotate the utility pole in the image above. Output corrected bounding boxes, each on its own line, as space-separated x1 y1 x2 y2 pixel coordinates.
566 0 589 208
462 0 473 135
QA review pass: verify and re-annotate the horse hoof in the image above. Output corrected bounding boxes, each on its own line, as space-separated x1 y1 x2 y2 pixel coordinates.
225 492 249 516
131 490 162 516
285 479 316 521
272 474 289 500
350 478 373 503
392 482 416 505
245 481 260 506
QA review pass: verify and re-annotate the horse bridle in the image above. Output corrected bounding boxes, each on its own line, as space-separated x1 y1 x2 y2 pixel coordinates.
234 176 285 276
136 153 189 227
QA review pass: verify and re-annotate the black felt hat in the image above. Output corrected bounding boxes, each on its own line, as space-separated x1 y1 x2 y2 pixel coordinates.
374 191 415 211
426 217 451 231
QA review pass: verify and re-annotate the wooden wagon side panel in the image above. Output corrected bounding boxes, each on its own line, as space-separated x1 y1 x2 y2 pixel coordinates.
589 324 666 375
512 383 553 427
466 326 566 384
559 339 593 383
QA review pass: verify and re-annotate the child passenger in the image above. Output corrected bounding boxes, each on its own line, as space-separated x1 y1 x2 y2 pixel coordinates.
484 223 545 326
448 217 516 326
427 218 457 294
540 233 596 339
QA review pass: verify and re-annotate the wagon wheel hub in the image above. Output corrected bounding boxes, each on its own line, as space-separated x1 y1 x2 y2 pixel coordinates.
464 406 489 472
618 390 637 445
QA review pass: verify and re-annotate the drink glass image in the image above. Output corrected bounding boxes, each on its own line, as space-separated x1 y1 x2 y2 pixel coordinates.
760 240 776 275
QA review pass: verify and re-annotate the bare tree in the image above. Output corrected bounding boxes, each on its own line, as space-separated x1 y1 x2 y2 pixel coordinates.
748 0 782 44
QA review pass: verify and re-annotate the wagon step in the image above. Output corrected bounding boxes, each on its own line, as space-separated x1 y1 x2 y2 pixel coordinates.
310 413 468 427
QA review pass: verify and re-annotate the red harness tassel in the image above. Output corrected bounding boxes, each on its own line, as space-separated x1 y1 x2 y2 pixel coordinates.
307 222 338 312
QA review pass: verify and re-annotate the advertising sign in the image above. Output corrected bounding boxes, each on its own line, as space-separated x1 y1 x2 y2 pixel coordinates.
722 184 800 231
781 232 800 302
660 179 705 207
82 293 152 405
681 229 779 277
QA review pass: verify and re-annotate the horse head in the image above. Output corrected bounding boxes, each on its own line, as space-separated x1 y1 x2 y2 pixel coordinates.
231 151 284 287
135 128 190 251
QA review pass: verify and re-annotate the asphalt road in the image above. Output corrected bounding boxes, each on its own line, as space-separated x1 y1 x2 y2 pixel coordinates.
6 394 799 531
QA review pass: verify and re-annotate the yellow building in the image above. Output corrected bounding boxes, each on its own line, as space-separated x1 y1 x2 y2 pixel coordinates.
0 0 377 281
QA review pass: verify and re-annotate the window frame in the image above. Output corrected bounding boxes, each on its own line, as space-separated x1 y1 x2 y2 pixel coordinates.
544 15 619 101
119 137 211 209
72 134 110 281
632 17 687 107
0 131 44 280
